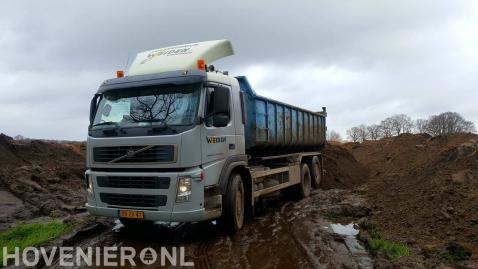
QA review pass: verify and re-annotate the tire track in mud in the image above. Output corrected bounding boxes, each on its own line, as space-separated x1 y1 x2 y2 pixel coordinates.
193 240 213 269
281 201 324 269
42 223 116 268
279 197 328 269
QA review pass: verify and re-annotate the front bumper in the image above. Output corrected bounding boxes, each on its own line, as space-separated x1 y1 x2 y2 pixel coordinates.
86 203 210 222
85 168 219 222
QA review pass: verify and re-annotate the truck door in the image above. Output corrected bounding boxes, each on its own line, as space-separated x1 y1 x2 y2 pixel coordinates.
201 85 236 170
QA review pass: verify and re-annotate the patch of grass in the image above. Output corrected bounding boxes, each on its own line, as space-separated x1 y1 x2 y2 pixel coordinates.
369 238 410 261
358 221 411 261
0 220 72 265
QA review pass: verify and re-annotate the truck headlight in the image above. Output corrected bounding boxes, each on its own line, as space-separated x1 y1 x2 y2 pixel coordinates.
176 176 192 202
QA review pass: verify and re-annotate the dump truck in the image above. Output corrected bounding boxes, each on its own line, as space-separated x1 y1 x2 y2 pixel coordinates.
85 40 327 232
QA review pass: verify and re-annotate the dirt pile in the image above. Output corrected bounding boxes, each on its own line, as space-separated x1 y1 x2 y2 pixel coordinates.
321 142 369 189
0 134 86 230
344 133 478 264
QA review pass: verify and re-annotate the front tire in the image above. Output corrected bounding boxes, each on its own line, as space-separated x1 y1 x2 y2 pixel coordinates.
222 173 245 233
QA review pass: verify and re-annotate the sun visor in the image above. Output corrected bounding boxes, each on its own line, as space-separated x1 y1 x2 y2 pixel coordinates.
128 39 234 76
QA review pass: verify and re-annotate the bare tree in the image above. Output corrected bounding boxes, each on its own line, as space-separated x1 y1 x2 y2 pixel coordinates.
391 114 413 135
346 125 368 142
414 118 428 134
367 124 382 140
379 117 394 138
346 112 476 141
327 130 343 142
357 124 369 142
346 127 361 142
425 112 476 136
380 114 413 136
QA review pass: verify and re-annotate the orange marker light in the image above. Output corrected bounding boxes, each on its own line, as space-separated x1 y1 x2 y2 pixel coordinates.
116 70 125 78
197 59 206 70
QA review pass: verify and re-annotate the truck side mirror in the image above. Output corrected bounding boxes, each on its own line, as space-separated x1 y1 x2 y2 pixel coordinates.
213 87 230 115
212 87 230 127
213 114 229 127
89 94 101 126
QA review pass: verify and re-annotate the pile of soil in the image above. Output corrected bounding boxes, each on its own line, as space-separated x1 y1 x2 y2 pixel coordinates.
0 134 86 230
344 133 478 264
320 142 369 189
0 133 367 229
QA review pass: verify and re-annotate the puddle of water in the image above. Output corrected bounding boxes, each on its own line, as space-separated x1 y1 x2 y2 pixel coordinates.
329 223 373 269
112 219 124 232
153 221 180 228
330 223 359 236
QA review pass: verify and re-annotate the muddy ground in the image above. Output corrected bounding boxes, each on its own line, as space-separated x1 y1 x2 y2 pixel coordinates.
1 132 478 268
0 134 86 230
41 189 372 269
344 133 478 268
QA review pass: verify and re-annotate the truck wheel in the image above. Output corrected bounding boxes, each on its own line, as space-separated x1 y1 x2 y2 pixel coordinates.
299 163 311 198
222 173 245 233
283 163 311 199
309 156 322 188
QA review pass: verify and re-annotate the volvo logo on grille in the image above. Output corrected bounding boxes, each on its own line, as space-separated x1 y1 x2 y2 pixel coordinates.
107 145 155 163
126 148 136 158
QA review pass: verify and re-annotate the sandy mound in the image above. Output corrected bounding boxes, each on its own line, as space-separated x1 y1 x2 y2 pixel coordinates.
320 142 369 189
344 133 478 261
0 134 86 230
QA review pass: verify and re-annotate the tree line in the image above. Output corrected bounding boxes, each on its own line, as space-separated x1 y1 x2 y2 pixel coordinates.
338 112 475 142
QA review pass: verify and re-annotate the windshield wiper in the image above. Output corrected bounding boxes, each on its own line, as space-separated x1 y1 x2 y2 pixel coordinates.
150 121 177 133
92 121 119 127
91 121 121 136
136 119 166 123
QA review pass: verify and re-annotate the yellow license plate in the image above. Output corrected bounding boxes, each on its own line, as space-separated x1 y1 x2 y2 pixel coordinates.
119 210 144 219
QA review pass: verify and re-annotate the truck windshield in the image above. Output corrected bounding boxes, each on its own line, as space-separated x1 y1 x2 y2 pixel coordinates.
92 84 200 129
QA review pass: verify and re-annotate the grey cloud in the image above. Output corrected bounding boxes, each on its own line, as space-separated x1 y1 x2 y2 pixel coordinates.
1 1 464 71
0 0 476 140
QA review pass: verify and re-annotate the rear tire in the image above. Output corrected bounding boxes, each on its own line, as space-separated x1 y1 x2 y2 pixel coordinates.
298 163 311 198
309 156 322 188
221 173 245 233
284 163 312 199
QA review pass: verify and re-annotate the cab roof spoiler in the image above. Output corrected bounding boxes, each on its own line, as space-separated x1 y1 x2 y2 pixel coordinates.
97 70 206 93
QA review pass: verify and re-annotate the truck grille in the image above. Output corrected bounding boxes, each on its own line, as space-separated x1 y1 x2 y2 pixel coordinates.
100 193 167 208
97 176 170 189
93 145 174 163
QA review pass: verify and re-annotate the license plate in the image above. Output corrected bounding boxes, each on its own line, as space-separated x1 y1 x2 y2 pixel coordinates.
119 210 144 219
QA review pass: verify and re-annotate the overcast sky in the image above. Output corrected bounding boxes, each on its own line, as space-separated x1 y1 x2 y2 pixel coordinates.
1 1 477 140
